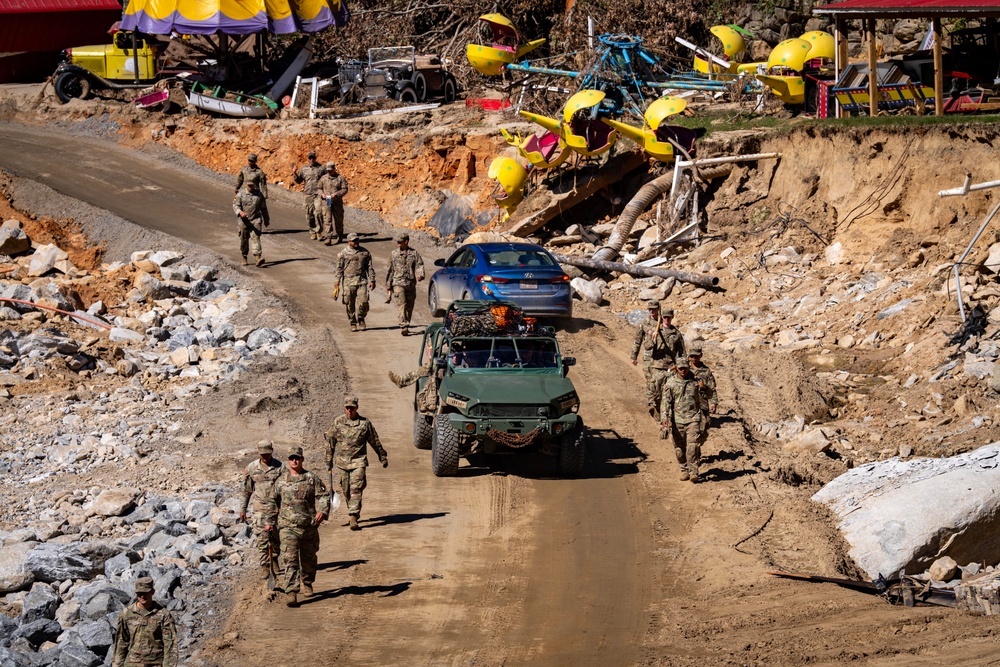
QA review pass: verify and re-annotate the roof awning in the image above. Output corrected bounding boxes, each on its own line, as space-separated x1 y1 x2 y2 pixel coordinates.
814 0 1000 17
120 0 349 34
0 0 122 13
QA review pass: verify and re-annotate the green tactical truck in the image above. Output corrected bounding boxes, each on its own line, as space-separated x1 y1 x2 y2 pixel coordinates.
411 301 585 477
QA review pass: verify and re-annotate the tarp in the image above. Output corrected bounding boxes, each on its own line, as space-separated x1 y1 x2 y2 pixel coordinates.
120 0 350 35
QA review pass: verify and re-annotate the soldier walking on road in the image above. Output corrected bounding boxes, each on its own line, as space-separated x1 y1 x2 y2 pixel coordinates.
385 232 425 336
325 395 388 531
688 342 718 447
233 179 269 267
293 151 325 240
334 233 376 331
265 446 329 607
240 441 285 588
111 577 177 667
318 161 348 245
660 358 705 483
235 153 268 198
631 301 686 419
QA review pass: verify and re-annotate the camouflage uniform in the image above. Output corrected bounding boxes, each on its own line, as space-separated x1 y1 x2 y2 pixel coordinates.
385 241 425 334
631 307 685 418
390 365 430 388
240 455 285 571
318 167 348 243
235 164 268 198
690 357 718 446
659 366 704 481
233 186 268 263
335 239 376 328
294 159 325 238
266 467 330 595
325 412 387 520
112 602 177 667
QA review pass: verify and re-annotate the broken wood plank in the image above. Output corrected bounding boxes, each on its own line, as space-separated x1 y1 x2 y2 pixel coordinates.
551 253 718 288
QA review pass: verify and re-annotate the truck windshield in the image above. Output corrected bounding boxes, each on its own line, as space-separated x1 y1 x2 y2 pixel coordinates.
449 337 558 369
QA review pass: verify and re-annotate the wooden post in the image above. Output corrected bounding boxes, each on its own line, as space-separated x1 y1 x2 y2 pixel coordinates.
933 17 944 116
867 18 878 117
835 16 848 118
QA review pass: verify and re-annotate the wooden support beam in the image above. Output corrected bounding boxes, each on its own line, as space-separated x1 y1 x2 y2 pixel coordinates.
933 17 944 117
835 16 848 118
867 18 878 117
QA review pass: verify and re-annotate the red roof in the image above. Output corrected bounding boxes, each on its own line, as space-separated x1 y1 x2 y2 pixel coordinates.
0 0 121 13
815 0 1000 15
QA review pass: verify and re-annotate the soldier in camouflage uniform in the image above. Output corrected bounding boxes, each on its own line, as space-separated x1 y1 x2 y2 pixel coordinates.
293 151 325 240
239 441 285 585
688 341 718 446
385 232 425 336
325 395 388 531
112 577 177 667
265 446 329 607
233 179 269 267
234 153 269 227
334 233 376 331
659 358 705 483
631 301 686 419
318 161 349 245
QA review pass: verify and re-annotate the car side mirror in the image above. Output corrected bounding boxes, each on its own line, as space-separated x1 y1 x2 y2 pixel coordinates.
562 357 576 367
434 258 445 267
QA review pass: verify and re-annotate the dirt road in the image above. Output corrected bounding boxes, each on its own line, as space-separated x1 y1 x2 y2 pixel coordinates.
2 124 997 666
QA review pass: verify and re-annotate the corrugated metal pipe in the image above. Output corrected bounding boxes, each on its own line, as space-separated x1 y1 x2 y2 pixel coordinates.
591 171 675 263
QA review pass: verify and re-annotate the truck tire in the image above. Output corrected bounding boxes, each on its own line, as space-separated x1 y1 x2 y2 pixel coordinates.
558 420 586 477
55 71 92 104
444 78 457 104
395 85 418 104
413 411 433 450
413 73 427 102
432 414 461 476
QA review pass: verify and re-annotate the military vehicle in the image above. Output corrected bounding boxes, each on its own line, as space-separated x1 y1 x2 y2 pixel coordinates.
410 301 585 477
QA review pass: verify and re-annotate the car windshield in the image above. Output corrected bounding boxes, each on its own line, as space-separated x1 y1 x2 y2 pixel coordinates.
369 46 414 66
449 337 559 369
483 249 556 268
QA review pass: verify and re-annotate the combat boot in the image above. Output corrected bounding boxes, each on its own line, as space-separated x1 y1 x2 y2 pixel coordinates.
325 237 333 246
255 255 264 267
400 326 409 337
285 591 298 607
349 515 359 531
301 583 314 597
349 322 357 332
358 320 367 331
388 371 404 388
241 256 248 266
310 231 318 240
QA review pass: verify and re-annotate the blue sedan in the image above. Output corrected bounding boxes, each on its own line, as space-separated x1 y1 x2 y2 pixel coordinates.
428 243 573 318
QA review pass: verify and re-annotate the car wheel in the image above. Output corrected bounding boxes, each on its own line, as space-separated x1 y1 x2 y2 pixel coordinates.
558 419 586 477
444 78 456 104
432 414 461 476
429 283 444 317
413 73 427 102
395 85 418 104
55 71 92 104
413 411 433 450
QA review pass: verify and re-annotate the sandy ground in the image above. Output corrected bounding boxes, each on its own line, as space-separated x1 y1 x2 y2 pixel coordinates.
3 103 1000 664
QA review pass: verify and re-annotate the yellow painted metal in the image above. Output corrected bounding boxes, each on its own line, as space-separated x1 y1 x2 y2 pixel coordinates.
518 110 563 135
515 37 546 60
562 89 606 122
736 61 766 75
466 44 512 76
710 25 746 58
488 157 528 211
800 30 835 61
480 13 515 30
757 74 806 104
70 39 158 81
644 96 687 130
766 38 812 71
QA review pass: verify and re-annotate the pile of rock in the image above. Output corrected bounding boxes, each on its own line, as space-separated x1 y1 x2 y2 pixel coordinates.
0 485 248 666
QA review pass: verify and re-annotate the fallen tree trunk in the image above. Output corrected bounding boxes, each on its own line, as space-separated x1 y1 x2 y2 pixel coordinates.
551 253 719 288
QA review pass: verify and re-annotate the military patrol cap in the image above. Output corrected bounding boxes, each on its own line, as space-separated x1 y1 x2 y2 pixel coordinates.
307 151 316 159
344 395 359 407
662 307 675 318
326 161 336 169
247 153 258 162
675 358 690 370
347 232 359 242
645 299 660 309
257 441 274 453
396 232 409 242
689 342 703 356
288 445 304 459
135 577 154 593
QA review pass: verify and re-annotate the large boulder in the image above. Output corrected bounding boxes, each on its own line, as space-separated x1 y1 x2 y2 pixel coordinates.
27 543 121 583
21 581 60 623
75 618 114 656
27 244 70 277
0 540 36 593
813 443 1000 579
13 618 62 646
88 488 138 517
0 225 30 256
56 632 102 667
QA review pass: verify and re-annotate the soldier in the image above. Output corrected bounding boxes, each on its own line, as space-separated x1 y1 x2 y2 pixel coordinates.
239 441 285 588
659 358 704 483
325 395 388 531
317 161 349 245
688 341 718 446
111 577 177 667
234 153 268 198
631 301 685 419
265 446 329 607
233 179 269 267
385 232 425 336
293 151 325 240
334 233 376 331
